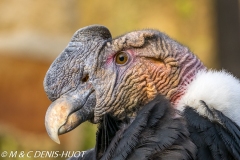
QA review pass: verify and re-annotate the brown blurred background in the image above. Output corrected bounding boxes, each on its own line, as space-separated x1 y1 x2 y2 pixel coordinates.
0 0 239 160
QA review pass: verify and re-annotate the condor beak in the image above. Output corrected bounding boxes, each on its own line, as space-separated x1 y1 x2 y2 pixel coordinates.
45 89 95 144
44 25 112 144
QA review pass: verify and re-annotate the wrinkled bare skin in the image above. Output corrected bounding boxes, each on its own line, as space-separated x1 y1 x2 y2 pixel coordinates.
44 25 205 143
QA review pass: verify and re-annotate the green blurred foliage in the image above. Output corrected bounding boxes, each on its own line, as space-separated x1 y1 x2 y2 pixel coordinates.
81 122 97 149
175 0 194 18
0 135 22 154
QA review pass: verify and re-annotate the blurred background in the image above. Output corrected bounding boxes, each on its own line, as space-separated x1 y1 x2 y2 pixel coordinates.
0 0 239 159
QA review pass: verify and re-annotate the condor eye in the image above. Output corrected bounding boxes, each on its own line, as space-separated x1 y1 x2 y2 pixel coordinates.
115 51 129 65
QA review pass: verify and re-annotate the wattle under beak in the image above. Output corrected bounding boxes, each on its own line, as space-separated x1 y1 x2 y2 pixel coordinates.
45 89 95 144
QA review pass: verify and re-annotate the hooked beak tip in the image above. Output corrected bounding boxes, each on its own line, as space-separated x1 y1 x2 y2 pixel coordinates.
47 130 60 144
44 90 96 144
45 99 70 144
45 116 61 144
52 136 60 144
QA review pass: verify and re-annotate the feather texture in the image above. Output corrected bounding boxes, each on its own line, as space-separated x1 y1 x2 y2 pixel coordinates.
69 96 196 160
184 101 240 160
177 70 240 126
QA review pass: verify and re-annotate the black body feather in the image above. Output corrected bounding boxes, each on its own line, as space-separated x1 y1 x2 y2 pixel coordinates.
69 97 240 160
184 101 240 160
69 96 196 160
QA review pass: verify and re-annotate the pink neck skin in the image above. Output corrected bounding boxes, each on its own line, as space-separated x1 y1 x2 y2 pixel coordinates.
170 57 207 107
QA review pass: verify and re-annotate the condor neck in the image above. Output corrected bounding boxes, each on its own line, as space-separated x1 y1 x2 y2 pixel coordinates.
170 59 206 107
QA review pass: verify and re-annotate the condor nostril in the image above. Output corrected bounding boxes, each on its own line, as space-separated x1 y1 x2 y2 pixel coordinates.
82 74 89 83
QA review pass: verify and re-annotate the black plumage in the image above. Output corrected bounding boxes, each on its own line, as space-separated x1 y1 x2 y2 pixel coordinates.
69 96 196 160
184 101 240 160
69 96 240 160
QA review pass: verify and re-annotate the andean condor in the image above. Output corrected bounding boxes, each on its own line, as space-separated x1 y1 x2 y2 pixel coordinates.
44 25 240 160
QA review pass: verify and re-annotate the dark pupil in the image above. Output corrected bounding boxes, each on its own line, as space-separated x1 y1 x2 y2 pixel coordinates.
119 55 125 61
